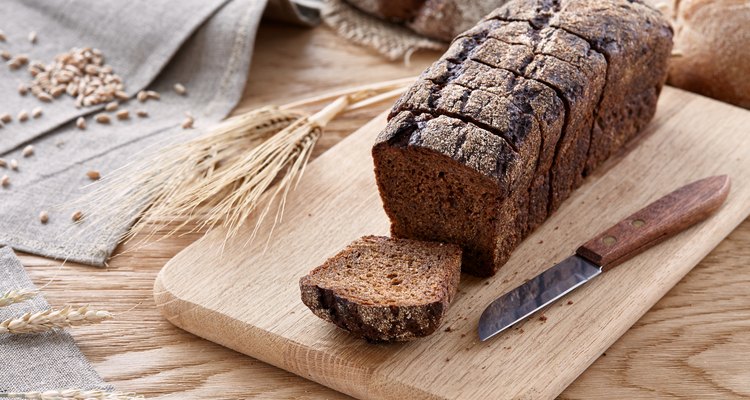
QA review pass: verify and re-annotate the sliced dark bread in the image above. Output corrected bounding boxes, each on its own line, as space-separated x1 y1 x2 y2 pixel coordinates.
299 235 462 342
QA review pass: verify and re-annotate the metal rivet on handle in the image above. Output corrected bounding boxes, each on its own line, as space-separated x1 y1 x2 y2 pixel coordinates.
602 235 617 246
631 219 645 228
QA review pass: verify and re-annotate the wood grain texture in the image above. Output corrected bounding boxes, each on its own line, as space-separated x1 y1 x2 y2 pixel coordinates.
154 86 750 400
577 175 732 270
15 23 750 399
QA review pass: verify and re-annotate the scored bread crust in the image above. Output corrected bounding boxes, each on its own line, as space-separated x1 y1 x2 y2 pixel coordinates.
373 0 673 277
300 236 462 342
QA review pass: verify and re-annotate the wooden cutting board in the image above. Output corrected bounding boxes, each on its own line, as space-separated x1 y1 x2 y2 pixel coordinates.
154 87 750 400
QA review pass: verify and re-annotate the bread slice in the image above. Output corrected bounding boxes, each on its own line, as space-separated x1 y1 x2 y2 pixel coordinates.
299 235 462 342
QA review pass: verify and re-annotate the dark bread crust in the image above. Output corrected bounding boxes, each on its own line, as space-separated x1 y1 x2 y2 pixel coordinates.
300 236 462 342
373 0 672 277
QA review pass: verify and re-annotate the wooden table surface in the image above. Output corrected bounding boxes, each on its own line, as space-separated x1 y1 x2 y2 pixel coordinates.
18 23 750 399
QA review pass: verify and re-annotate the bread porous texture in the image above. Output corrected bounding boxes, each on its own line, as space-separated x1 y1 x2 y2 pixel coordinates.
300 235 462 342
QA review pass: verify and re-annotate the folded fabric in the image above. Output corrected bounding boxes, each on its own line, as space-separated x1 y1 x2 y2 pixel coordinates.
0 0 272 266
0 246 113 393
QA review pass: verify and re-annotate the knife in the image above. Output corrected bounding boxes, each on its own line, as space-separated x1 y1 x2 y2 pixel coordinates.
478 175 731 341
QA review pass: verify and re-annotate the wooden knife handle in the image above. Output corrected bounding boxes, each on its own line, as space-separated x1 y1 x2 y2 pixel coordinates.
576 175 731 271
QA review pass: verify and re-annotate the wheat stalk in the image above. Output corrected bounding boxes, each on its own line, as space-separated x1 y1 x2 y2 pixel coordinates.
73 78 413 249
0 306 112 334
0 390 143 399
0 288 38 307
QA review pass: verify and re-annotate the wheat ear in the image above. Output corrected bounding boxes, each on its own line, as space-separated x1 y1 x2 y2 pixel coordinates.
73 78 413 249
0 288 38 307
0 306 112 334
0 390 143 399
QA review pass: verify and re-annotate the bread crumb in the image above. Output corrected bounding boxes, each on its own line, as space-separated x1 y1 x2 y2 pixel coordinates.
567 300 574 305
539 315 547 322
444 326 452 332
484 281 490 285
460 333 466 338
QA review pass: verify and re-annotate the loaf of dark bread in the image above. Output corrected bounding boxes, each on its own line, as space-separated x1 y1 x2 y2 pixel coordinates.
345 0 511 41
373 0 673 277
300 236 462 342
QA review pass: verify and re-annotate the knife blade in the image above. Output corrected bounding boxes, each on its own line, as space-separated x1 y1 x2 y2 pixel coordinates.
478 175 731 341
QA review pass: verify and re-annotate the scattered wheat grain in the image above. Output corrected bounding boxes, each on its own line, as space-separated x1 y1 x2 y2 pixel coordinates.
136 110 148 118
114 90 129 100
31 107 42 118
76 116 86 130
87 170 101 180
0 288 38 307
181 115 194 129
18 110 29 122
0 30 6 42
95 113 110 124
0 159 6 168
0 305 112 334
0 113 11 123
9 159 18 170
71 210 83 222
39 210 49 224
1 50 10 60
1 175 9 187
146 90 160 100
38 92 53 102
174 83 187 95
28 31 37 44
116 109 129 120
105 101 119 112
136 90 148 102
7 54 28 70
22 145 34 157
18 82 28 96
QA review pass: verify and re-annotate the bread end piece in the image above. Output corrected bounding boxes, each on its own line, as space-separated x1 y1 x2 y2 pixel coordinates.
300 235 462 342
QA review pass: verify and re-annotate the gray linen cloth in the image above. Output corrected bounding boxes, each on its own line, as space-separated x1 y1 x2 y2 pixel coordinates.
0 246 113 393
0 0 307 266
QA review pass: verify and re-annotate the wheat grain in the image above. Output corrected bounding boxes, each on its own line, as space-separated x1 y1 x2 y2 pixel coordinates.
22 145 34 157
18 82 29 96
136 110 148 118
174 83 187 95
0 113 11 123
28 31 37 44
10 159 18 170
32 107 43 118
37 92 54 102
0 50 10 61
146 90 160 100
1 174 9 187
0 389 144 399
0 158 6 167
181 115 194 129
7 54 29 70
87 170 101 180
0 305 112 334
0 288 38 307
0 30 5 42
95 113 110 124
105 101 119 112
116 109 129 120
18 110 29 122
136 90 148 102
76 116 86 130
71 210 83 222
39 210 49 224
